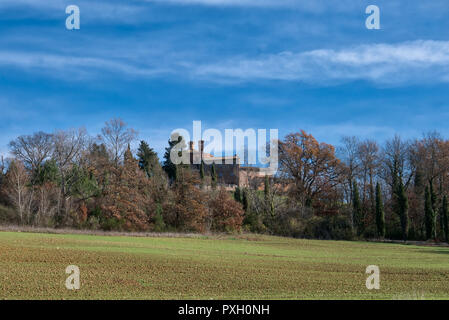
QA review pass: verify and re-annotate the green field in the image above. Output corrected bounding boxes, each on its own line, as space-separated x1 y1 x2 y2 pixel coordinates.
0 231 448 299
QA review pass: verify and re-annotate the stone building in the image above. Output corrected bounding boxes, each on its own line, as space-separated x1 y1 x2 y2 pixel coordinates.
187 140 268 188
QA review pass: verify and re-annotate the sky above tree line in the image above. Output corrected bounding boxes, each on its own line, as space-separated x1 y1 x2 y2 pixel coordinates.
1 0 449 158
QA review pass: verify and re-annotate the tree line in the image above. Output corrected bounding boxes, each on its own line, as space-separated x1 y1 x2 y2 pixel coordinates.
0 120 448 242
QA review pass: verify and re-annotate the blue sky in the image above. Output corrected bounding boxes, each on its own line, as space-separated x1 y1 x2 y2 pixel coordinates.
1 0 449 158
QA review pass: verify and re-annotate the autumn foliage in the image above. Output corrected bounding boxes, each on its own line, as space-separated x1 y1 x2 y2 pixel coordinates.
3 120 449 241
209 188 244 232
278 130 343 210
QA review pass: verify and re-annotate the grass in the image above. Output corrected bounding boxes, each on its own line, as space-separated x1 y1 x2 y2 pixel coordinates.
0 231 448 299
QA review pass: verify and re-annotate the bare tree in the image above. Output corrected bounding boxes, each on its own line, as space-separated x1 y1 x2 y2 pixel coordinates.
34 183 58 227
52 128 88 223
8 131 53 172
338 136 361 204
52 128 87 171
4 160 32 224
358 139 379 203
0 156 5 184
381 135 413 192
418 132 449 188
0 156 5 174
99 118 137 166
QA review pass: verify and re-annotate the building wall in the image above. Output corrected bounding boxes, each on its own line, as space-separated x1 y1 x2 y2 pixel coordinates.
187 140 268 188
191 162 240 186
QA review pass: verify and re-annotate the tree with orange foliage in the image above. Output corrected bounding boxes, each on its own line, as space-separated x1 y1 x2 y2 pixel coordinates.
278 130 344 208
165 167 208 232
209 188 244 232
100 146 151 231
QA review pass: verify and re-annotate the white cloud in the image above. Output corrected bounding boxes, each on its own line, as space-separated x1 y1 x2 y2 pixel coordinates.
194 40 449 84
144 0 294 7
142 0 366 12
0 51 171 80
0 0 351 11
0 0 293 10
0 0 143 23
1 40 449 85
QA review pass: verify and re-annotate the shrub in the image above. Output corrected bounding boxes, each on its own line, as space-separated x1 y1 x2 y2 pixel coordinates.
303 215 353 240
85 216 100 230
0 204 18 224
210 189 244 233
153 203 166 232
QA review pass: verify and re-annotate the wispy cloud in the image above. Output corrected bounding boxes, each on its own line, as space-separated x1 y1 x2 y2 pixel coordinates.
1 40 449 85
194 40 449 84
0 51 172 80
143 0 295 7
0 0 363 12
0 0 144 23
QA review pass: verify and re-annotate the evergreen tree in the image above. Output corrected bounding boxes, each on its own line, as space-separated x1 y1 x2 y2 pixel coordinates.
163 136 183 182
199 161 205 181
430 182 437 212
124 143 133 162
137 140 159 178
441 195 448 243
264 175 274 217
430 182 438 237
242 188 250 213
370 183 376 224
264 175 270 202
414 169 424 192
397 182 409 241
241 188 254 228
211 163 217 189
425 185 436 240
234 186 242 203
153 203 166 232
375 183 385 238
352 181 363 235
36 159 60 185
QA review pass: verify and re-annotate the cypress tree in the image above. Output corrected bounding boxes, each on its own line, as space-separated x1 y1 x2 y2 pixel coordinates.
153 203 166 232
352 181 363 235
430 182 438 236
430 182 437 212
199 161 205 181
425 185 436 240
264 175 275 217
370 183 376 224
242 188 259 231
397 182 409 241
264 175 270 202
439 181 444 239
211 163 217 189
375 183 385 238
441 195 448 243
414 169 423 191
234 186 242 203
429 183 437 240
242 188 250 213
124 143 133 162
264 175 269 215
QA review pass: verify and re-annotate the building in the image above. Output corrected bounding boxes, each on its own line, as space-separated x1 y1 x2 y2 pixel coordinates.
187 140 269 188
